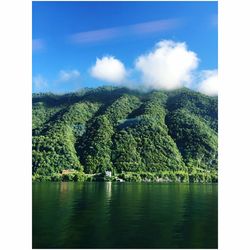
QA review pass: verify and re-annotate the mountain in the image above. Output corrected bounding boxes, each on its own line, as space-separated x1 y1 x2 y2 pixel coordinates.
32 86 218 182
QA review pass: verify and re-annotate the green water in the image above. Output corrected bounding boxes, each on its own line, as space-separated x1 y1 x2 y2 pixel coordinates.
33 182 217 248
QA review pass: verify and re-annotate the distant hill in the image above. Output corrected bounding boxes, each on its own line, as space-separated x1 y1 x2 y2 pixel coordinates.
32 86 218 182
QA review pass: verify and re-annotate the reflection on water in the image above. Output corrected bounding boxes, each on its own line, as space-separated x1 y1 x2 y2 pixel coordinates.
33 183 217 249
105 181 112 202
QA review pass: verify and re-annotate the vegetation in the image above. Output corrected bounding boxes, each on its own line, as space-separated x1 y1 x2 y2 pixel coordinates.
32 86 218 183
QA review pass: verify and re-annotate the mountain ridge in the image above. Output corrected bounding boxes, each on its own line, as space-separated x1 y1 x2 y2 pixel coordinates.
32 86 218 182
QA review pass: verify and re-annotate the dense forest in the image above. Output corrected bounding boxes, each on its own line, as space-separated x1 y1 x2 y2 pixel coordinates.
32 86 218 182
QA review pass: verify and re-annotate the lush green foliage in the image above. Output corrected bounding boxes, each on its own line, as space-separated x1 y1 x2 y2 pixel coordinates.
32 101 100 175
166 108 217 169
166 88 218 131
32 87 218 182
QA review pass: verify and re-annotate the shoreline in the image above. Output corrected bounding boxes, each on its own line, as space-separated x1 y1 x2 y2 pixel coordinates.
32 170 218 183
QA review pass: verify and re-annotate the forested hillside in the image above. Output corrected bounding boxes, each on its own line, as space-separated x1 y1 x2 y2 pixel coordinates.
32 86 218 182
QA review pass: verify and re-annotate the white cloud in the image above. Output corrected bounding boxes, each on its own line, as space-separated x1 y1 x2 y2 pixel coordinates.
131 19 180 35
32 39 45 52
198 70 218 96
70 28 119 44
33 75 48 90
135 40 199 90
70 19 180 44
90 56 127 83
58 70 81 82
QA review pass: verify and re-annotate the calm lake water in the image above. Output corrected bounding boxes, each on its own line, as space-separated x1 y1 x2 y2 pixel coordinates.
33 182 217 249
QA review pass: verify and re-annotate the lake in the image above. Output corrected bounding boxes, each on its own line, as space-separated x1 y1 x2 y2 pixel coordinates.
33 182 217 249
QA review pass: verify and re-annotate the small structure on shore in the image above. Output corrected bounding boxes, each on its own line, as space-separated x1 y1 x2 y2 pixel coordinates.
62 169 76 175
105 170 112 177
117 178 125 182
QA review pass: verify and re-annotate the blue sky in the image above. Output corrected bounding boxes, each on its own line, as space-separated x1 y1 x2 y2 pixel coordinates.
32 1 218 94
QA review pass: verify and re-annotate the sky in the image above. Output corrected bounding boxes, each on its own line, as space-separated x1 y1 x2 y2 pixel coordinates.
32 1 218 95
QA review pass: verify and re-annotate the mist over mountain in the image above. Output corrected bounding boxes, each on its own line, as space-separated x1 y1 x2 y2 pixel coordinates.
32 86 218 182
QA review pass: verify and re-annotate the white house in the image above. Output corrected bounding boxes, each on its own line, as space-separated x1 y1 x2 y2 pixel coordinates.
105 171 112 177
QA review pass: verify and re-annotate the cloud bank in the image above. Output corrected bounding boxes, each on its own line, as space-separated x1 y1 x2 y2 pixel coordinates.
198 70 218 96
135 40 199 90
90 56 127 83
34 39 216 95
88 40 218 96
58 70 81 82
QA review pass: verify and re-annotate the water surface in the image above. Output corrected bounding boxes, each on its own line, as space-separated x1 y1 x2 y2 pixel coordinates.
33 182 217 248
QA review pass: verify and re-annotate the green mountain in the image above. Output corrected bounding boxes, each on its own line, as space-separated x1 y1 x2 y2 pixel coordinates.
32 86 218 182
